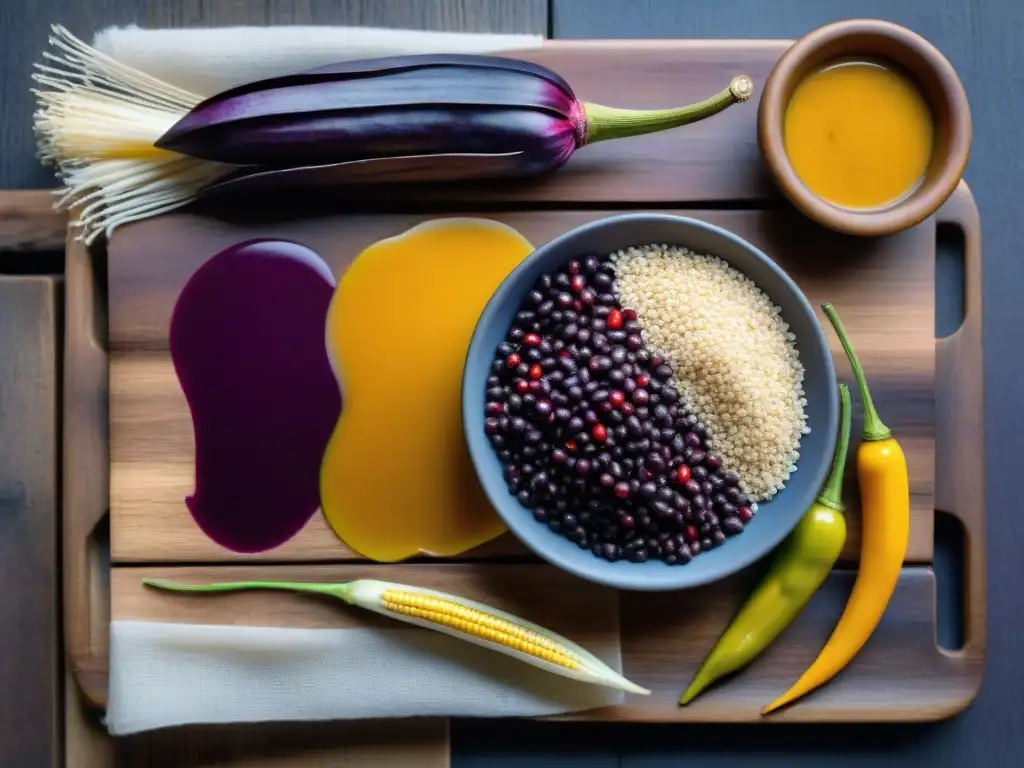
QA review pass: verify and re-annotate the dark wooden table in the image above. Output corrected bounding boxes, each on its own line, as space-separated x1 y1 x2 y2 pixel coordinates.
2 1 1022 766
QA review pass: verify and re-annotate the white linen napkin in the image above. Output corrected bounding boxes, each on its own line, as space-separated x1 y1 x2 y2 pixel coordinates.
105 621 623 735
92 24 544 95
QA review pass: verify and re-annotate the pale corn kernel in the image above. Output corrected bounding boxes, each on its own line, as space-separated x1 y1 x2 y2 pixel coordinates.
611 244 808 501
381 591 581 669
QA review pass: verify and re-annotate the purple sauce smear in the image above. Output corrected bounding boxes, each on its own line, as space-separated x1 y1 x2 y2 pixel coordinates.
169 239 341 553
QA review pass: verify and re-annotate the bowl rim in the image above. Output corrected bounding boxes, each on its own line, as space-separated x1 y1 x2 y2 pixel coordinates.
462 212 838 592
757 18 972 237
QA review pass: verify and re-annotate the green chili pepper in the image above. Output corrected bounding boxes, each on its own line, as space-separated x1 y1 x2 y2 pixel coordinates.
679 384 851 706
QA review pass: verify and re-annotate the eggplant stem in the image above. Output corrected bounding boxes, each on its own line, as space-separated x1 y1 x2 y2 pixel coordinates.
581 75 753 145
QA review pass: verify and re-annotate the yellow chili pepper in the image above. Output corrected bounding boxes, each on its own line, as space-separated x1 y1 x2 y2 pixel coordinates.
762 303 910 715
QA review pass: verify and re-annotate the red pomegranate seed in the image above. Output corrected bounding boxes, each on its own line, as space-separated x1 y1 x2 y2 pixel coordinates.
609 389 626 407
738 506 753 522
567 259 581 275
573 299 584 312
523 333 541 347
686 525 699 542
650 354 664 368
676 465 692 485
635 373 650 387
621 402 635 416
619 511 635 526
485 401 504 416
623 308 638 321
614 483 631 500
592 423 608 442
607 308 623 329
570 274 586 293
559 349 572 358
515 379 530 394
506 353 521 368
528 380 542 393
529 363 543 380
565 440 577 452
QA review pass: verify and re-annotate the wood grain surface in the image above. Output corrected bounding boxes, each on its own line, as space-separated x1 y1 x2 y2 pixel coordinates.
0 276 60 767
112 720 450 768
107 206 936 565
62 231 111 716
0 190 65 251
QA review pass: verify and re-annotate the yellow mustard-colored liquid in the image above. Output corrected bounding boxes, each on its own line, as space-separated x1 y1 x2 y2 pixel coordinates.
319 218 534 562
784 60 934 209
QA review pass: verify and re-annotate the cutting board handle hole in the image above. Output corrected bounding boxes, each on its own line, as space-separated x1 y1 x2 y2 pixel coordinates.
88 511 111 589
933 509 966 652
0 248 63 276
88 245 109 354
935 223 966 340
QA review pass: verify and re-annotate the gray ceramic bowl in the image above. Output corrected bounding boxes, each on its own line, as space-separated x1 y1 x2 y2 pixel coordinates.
463 214 838 591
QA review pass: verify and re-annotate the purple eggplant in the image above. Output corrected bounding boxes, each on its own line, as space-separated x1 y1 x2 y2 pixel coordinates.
156 54 752 181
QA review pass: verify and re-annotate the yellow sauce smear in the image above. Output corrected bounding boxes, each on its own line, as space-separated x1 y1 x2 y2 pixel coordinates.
320 218 534 562
784 60 934 209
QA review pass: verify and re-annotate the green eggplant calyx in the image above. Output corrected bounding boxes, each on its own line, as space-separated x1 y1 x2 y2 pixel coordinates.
582 75 753 145
821 303 891 442
142 578 354 603
815 383 853 511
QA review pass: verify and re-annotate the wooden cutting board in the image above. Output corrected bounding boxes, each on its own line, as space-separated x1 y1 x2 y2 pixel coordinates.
62 40 985 730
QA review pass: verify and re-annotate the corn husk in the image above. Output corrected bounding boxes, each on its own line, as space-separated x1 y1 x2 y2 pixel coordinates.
143 578 649 696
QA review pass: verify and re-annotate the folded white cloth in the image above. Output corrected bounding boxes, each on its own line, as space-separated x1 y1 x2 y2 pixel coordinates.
106 621 623 735
92 24 544 95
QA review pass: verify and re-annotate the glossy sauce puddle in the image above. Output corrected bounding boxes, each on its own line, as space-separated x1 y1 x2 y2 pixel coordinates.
170 239 340 553
320 218 534 561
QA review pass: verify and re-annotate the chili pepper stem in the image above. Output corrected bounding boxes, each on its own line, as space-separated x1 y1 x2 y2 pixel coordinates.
821 303 891 442
583 75 753 145
815 384 852 511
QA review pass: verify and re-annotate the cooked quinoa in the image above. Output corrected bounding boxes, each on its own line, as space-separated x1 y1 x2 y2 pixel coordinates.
612 244 808 501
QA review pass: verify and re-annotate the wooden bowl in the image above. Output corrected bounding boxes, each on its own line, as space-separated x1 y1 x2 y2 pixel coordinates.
758 19 971 237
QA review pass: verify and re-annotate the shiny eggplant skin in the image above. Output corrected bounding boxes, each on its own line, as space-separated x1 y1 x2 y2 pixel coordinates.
156 54 585 175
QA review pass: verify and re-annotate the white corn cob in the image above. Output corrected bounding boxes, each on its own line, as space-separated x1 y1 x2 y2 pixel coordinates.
144 577 650 695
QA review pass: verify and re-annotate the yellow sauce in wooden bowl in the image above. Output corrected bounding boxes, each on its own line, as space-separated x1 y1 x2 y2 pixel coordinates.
783 60 934 210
